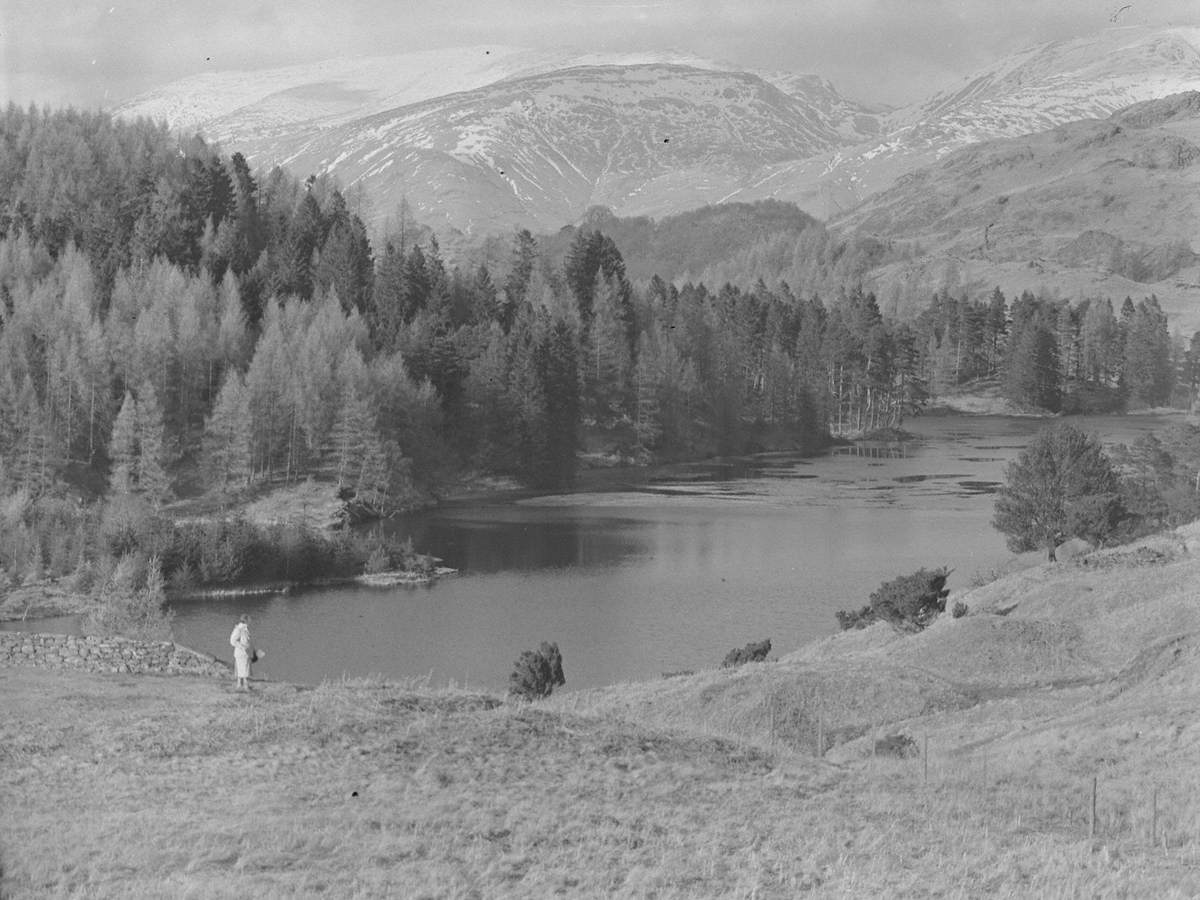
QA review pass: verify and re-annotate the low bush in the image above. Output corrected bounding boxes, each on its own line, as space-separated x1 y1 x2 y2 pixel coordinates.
837 567 951 632
509 642 565 699
874 733 918 758
721 638 771 668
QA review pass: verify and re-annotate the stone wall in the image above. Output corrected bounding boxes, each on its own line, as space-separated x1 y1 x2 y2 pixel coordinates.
0 631 230 678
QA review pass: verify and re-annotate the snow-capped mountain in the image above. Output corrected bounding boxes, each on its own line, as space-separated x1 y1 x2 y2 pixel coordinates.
136 63 878 235
726 26 1200 215
114 46 733 141
114 49 883 234
113 26 1200 239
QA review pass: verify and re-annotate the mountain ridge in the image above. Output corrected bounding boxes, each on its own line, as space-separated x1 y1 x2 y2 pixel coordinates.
113 27 1200 238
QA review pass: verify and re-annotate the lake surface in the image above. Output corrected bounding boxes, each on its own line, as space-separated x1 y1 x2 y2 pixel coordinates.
8 413 1183 690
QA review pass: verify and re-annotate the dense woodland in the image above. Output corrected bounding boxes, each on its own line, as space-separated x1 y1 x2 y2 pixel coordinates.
0 106 1194 591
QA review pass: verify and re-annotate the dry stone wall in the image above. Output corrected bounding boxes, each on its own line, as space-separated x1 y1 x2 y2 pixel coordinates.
0 632 229 678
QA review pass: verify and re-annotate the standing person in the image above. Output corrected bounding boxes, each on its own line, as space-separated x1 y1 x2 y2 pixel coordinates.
230 615 253 691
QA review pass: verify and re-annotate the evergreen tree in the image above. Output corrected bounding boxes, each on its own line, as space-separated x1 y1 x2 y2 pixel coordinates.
585 270 633 424
993 423 1121 560
501 229 536 332
1123 296 1172 407
1004 320 1061 411
370 238 407 351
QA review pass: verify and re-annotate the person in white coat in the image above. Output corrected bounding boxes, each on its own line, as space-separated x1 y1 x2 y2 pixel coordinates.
230 615 253 691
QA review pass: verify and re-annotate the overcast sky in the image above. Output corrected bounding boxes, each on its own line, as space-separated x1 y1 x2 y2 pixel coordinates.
4 0 1199 110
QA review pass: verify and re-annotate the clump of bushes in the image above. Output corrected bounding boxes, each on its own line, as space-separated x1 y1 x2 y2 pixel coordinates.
836 567 951 632
0 489 97 585
509 642 565 699
0 480 442 605
722 638 771 668
84 554 175 641
952 600 969 618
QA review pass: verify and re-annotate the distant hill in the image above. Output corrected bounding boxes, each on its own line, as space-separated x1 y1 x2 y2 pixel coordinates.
831 91 1200 331
714 27 1200 216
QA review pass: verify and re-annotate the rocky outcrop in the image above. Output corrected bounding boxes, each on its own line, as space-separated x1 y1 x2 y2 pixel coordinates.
0 632 229 677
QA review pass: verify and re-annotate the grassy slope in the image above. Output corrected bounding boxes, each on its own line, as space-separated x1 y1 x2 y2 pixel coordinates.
6 528 1200 896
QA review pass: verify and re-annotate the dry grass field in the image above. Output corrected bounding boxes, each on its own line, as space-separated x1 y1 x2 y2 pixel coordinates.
5 524 1200 897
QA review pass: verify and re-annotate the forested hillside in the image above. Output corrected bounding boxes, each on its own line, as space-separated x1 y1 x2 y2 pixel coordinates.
0 107 1191 525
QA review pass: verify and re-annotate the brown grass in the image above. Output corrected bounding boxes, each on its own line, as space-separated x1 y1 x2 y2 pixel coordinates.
5 524 1200 896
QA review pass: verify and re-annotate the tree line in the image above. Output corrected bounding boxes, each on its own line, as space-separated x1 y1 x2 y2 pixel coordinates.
0 105 1191 524
912 286 1179 413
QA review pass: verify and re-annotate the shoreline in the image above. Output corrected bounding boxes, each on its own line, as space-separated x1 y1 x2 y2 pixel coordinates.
5 403 1188 626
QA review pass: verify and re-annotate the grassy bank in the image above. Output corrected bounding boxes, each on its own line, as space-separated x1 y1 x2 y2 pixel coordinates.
5 526 1200 896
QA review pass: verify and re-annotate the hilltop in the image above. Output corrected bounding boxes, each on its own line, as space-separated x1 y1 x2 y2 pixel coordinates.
4 522 1200 896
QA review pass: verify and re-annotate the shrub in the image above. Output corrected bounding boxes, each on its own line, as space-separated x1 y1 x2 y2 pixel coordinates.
509 642 565 699
837 567 951 632
721 638 771 668
874 733 918 758
952 601 969 618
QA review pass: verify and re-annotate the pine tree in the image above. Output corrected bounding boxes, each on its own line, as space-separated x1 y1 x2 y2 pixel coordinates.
586 270 633 424
370 239 407 351
1123 296 1172 407
501 229 537 333
537 315 581 488
1080 297 1118 387
1004 320 1061 411
993 423 1121 560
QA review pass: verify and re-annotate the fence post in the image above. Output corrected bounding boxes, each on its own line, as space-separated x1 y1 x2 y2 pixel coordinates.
1151 787 1158 848
1090 776 1098 838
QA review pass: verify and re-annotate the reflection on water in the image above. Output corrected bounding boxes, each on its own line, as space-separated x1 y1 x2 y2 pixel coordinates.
19 413 1190 691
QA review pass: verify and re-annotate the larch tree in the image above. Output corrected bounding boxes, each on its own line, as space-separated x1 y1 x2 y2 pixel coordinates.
108 391 138 495
135 382 172 507
201 370 253 496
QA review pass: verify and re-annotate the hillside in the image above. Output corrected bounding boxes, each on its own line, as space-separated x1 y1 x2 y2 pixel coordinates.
726 26 1200 217
5 523 1200 896
832 90 1200 331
